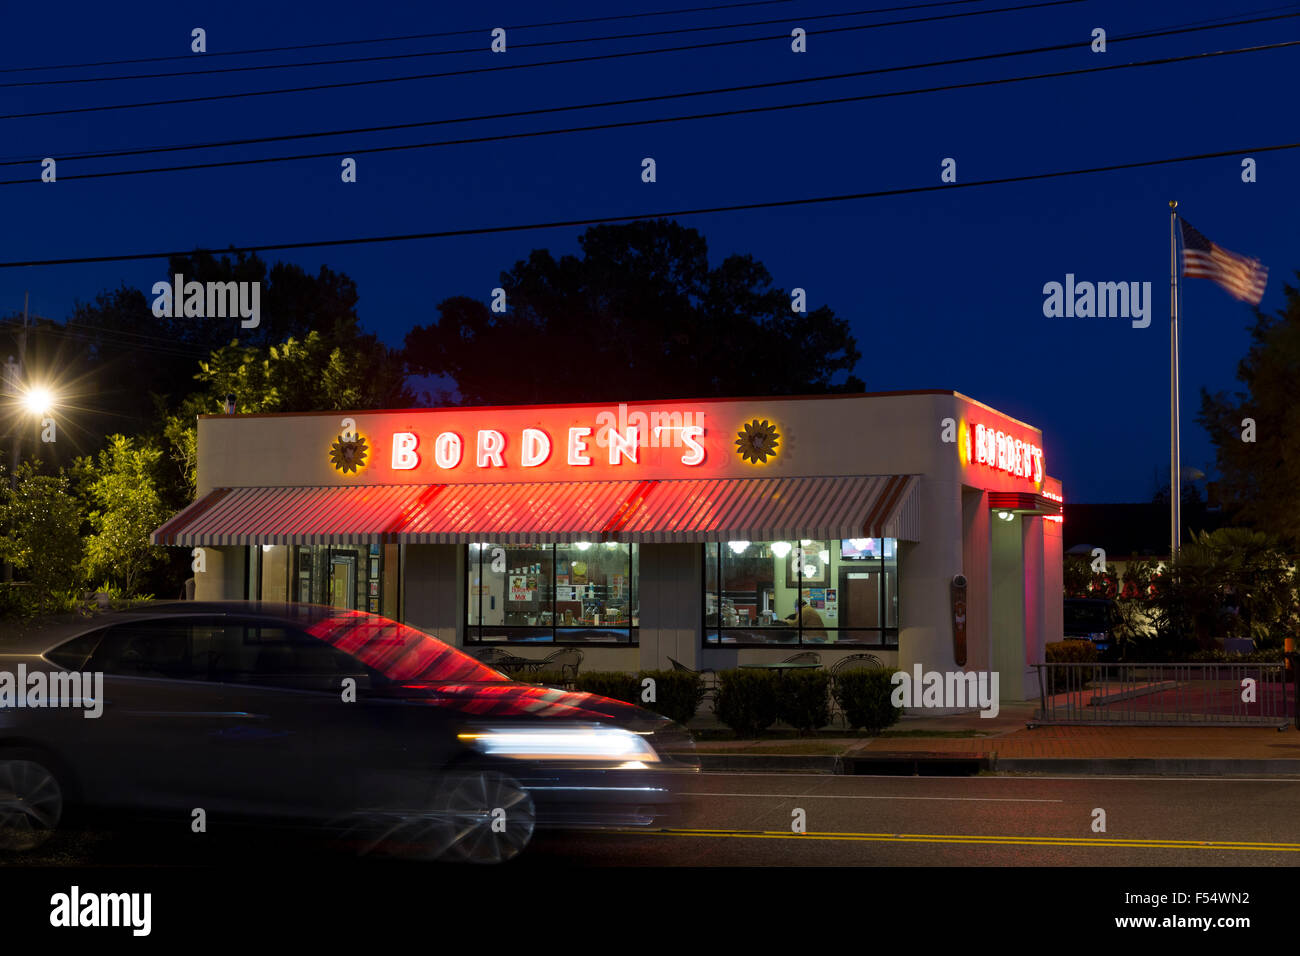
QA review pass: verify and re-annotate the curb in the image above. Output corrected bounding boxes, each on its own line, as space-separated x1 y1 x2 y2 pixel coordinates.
697 753 1300 775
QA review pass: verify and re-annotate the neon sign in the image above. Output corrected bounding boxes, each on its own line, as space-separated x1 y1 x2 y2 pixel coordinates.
968 422 1043 483
387 423 706 472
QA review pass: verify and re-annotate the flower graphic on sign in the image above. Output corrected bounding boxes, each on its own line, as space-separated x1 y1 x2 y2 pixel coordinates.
735 419 780 464
329 434 369 474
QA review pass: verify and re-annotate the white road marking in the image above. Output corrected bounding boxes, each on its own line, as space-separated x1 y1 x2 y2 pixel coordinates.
682 792 1063 803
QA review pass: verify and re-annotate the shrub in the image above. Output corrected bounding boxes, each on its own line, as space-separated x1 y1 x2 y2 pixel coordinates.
1045 640 1098 693
715 669 780 737
574 671 640 703
832 668 898 733
777 670 831 734
637 670 700 725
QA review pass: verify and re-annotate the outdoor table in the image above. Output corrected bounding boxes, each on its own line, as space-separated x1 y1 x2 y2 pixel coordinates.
737 662 822 671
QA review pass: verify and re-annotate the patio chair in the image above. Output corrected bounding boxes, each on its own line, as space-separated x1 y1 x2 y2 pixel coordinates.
669 656 719 710
542 648 584 683
781 652 822 666
828 654 884 727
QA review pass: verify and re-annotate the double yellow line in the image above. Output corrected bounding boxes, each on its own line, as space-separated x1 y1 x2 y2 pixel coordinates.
609 828 1300 852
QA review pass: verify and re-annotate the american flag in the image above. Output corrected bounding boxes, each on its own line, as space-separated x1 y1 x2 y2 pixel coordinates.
1179 219 1268 305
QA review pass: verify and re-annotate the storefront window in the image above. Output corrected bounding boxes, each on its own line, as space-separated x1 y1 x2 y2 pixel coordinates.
249 544 398 614
704 539 899 647
465 543 637 645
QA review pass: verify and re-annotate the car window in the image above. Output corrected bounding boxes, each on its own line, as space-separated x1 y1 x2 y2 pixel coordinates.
46 629 108 671
210 621 376 692
87 620 207 680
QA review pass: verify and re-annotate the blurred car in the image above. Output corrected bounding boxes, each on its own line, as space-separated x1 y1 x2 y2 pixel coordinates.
0 602 697 862
1063 597 1123 661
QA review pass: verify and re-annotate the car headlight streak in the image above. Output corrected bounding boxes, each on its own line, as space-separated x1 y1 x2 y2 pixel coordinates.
458 726 661 763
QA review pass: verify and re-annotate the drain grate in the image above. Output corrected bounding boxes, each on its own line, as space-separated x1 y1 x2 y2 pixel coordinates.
847 753 991 776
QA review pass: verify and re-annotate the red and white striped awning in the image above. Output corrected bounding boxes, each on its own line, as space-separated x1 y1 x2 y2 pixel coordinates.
152 475 921 546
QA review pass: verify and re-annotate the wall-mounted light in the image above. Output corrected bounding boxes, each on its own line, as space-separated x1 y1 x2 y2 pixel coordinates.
996 511 1015 522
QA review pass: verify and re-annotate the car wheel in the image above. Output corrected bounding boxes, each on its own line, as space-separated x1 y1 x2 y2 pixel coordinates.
430 771 535 864
0 756 64 852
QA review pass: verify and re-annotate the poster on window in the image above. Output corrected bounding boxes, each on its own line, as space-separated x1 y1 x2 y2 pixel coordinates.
509 575 530 601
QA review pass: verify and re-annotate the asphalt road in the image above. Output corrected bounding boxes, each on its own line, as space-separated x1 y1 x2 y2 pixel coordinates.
6 772 1300 868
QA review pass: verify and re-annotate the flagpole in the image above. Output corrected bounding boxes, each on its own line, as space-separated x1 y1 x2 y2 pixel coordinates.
1169 200 1181 562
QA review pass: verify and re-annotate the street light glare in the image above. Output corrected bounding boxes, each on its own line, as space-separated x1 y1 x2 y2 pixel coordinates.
22 387 54 416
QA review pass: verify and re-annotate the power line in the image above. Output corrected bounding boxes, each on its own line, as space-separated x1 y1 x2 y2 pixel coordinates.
8 11 1292 169
0 0 803 73
0 1 998 89
5 139 1297 269
0 0 1087 121
7 40 1292 187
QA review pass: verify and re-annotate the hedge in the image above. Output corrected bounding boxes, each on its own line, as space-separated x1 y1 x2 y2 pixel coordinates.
715 669 781 736
832 668 899 733
777 670 831 734
1045 640 1098 693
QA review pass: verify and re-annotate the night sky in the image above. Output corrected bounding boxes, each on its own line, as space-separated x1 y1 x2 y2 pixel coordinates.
1 0 1295 503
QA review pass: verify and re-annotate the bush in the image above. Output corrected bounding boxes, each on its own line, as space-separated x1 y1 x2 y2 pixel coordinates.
715 669 780 737
574 671 640 703
1045 640 1098 693
832 668 898 733
777 670 831 734
637 670 700 725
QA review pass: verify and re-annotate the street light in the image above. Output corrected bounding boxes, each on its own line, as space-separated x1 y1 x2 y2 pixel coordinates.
21 386 54 417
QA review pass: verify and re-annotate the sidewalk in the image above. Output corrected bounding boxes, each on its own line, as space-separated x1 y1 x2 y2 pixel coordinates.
687 702 1300 775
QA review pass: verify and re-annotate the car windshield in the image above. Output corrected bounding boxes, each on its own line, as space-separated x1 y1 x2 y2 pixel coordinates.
304 609 507 682
1064 603 1111 633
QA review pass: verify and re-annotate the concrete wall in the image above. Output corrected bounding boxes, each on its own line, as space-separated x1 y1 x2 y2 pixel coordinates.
962 488 992 674
991 514 1025 700
400 544 460 645
194 546 245 602
638 543 702 671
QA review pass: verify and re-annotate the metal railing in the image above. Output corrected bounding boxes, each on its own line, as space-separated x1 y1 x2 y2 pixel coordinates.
1034 661 1292 727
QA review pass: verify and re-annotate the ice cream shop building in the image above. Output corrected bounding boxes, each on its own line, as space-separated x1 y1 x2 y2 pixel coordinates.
153 391 1063 701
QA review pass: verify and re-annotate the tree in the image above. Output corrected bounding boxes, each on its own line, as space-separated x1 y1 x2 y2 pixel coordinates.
0 463 85 612
78 436 171 596
405 219 864 404
1199 269 1300 543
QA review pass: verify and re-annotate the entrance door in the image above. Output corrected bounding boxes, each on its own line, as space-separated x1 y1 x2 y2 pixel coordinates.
330 554 356 609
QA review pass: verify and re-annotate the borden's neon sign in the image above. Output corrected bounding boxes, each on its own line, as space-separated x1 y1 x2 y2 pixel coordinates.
389 423 706 472
969 422 1043 483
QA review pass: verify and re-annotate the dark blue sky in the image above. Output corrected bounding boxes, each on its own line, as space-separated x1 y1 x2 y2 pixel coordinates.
1 0 1295 502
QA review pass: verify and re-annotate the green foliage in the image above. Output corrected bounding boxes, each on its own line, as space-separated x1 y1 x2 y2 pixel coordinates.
77 435 170 596
715 669 781 737
1063 555 1118 599
0 464 85 613
516 668 569 687
1045 640 1098 692
776 670 831 734
1199 275 1300 544
832 668 899 733
574 671 641 703
637 670 701 725
406 220 864 405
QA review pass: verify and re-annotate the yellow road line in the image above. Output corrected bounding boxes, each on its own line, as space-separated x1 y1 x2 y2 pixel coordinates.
602 828 1300 852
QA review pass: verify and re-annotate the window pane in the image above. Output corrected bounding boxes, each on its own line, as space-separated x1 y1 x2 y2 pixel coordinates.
483 543 553 627
704 544 720 640
467 544 483 626
721 541 798 630
883 539 899 628
555 542 630 626
89 621 200 680
260 546 288 602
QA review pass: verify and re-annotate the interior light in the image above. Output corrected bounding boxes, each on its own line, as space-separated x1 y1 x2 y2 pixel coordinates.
728 540 751 554
574 541 592 551
603 542 621 550
818 549 830 564
769 541 792 558
803 564 817 578
800 539 813 546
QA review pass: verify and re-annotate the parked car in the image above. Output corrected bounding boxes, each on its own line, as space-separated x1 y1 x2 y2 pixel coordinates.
0 602 697 862
1062 597 1123 661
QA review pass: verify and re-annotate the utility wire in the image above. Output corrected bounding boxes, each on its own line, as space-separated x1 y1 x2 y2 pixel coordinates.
5 39 1292 187
0 0 808 73
0 0 1087 121
7 11 1292 168
4 139 1296 269
1 1 999 88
